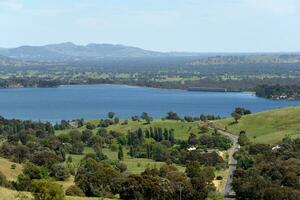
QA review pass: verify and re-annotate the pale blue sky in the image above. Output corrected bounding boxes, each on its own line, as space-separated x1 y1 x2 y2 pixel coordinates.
0 0 300 52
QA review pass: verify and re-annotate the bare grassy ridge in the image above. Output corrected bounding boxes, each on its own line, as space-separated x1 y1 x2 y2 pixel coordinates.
214 106 300 144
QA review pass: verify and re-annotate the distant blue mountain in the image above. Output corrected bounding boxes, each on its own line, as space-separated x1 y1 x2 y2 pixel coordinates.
0 42 203 62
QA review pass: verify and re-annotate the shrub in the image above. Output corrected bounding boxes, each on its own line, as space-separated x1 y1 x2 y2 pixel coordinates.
86 122 96 130
30 179 65 200
65 185 85 197
11 163 16 170
116 163 127 173
50 163 70 181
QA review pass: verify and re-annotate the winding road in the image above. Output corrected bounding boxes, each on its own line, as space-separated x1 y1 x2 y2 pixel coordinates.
218 129 239 199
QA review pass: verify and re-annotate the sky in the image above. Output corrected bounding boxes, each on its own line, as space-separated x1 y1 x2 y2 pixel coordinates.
0 0 300 52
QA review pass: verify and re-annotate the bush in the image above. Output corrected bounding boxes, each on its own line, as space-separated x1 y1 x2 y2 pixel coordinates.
23 162 48 180
50 163 70 181
65 185 85 197
11 163 16 170
116 162 127 173
30 179 65 200
86 122 96 130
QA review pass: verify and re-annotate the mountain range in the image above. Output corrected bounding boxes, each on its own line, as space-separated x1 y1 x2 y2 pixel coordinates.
0 42 204 62
1 42 300 67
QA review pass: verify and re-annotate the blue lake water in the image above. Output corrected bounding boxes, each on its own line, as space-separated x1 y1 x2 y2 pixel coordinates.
0 84 299 122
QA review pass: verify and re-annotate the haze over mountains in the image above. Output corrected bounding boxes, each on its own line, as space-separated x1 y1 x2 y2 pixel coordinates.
0 42 300 67
0 42 204 62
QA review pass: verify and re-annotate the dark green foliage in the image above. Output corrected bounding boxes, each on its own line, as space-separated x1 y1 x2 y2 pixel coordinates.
108 112 115 119
141 112 153 124
255 84 300 99
50 163 70 181
85 122 96 130
238 131 250 146
199 133 232 150
75 158 121 197
231 111 241 123
81 129 93 144
234 107 251 115
166 112 181 120
118 145 124 161
233 138 300 200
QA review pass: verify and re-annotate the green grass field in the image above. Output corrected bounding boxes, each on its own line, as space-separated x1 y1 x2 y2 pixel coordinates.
214 106 300 144
66 147 185 174
56 119 200 141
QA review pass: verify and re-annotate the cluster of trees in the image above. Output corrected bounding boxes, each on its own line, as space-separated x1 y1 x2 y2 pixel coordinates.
163 112 221 122
231 107 251 123
74 158 220 200
126 128 227 167
255 84 300 99
54 119 84 130
233 138 300 200
191 130 232 150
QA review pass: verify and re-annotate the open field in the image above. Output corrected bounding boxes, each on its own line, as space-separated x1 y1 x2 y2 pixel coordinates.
213 106 300 144
56 119 200 141
66 147 185 174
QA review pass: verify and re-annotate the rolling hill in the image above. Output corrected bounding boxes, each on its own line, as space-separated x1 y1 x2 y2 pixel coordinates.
213 106 300 144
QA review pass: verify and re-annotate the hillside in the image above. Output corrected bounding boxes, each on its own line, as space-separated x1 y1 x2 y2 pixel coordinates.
190 54 300 65
213 106 300 144
0 55 30 67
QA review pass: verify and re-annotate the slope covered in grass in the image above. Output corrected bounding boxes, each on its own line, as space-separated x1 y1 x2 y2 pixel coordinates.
0 157 23 181
56 119 200 141
214 106 300 144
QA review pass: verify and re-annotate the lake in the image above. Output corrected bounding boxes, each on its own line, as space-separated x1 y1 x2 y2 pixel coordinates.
0 84 300 122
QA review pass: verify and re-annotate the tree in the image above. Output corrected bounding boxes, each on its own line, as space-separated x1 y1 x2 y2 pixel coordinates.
75 158 121 197
166 112 181 120
118 145 124 161
114 117 120 124
81 129 93 144
141 112 153 124
231 111 241 123
30 179 65 200
50 163 70 181
108 112 115 119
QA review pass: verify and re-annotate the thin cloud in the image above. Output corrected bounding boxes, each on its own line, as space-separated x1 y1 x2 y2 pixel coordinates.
0 0 23 11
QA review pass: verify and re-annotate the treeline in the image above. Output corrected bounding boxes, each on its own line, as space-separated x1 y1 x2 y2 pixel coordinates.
255 84 300 99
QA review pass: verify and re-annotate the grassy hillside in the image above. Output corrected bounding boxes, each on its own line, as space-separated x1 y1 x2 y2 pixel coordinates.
56 119 200 140
0 158 23 181
214 106 300 144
